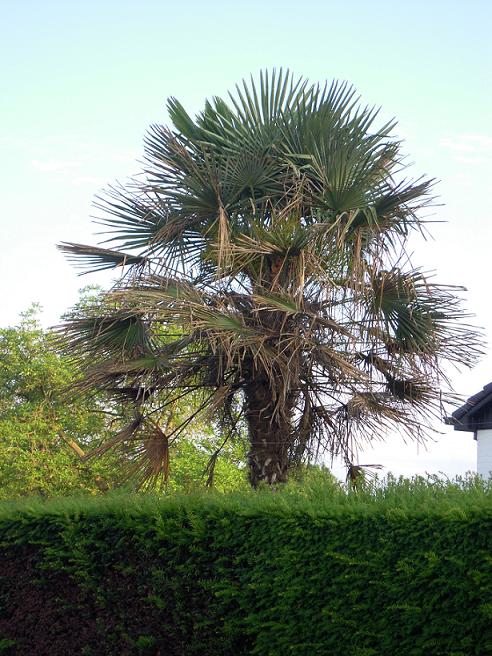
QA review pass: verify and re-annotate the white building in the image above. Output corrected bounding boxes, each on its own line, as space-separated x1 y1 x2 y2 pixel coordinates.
448 383 492 479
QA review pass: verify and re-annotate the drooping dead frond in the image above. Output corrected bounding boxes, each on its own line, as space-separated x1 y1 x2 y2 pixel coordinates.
82 414 144 460
216 204 232 274
346 462 383 490
143 423 170 483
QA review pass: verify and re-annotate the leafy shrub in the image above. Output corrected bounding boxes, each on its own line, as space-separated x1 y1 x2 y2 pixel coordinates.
0 476 491 655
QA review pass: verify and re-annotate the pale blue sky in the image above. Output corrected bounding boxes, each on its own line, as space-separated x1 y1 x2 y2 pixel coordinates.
1 0 491 478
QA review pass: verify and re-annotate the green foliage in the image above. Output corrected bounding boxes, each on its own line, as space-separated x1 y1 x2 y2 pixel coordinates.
0 305 119 497
0 639 16 655
168 436 247 493
0 302 247 498
0 476 491 655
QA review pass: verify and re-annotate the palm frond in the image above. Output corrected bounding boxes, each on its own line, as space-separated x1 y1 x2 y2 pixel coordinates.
58 242 147 274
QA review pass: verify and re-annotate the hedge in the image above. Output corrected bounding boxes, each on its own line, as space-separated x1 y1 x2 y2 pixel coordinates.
0 477 491 655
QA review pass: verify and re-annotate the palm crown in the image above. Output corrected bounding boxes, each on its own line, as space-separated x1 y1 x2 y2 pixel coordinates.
59 70 481 487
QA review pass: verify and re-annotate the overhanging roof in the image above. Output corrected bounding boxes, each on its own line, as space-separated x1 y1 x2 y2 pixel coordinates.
447 382 492 432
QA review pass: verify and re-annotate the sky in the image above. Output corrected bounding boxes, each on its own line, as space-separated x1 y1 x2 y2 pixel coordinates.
1 0 491 479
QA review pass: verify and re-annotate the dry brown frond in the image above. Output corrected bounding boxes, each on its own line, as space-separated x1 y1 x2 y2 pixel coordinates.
82 415 144 460
143 423 170 482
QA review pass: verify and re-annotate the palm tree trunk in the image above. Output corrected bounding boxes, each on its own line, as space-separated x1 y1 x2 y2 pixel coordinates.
244 376 293 487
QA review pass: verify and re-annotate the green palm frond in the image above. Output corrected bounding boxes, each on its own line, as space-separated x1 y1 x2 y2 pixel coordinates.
58 312 152 361
228 69 308 129
94 186 171 252
253 291 300 314
57 242 148 273
368 268 476 362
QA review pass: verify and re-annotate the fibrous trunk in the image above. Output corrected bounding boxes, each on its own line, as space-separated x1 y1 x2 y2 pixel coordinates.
244 375 294 487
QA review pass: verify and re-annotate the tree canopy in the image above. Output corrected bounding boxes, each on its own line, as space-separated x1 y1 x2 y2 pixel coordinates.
0 305 116 497
59 70 482 487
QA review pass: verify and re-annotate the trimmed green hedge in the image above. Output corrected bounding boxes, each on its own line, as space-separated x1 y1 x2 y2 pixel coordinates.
0 478 491 655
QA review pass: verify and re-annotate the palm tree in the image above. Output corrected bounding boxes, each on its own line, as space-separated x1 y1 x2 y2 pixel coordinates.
59 70 482 487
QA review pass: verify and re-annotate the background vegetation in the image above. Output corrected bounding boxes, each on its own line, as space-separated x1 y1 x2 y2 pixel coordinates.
0 299 247 498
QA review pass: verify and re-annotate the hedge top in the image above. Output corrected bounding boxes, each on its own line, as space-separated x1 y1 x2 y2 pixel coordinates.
0 474 490 522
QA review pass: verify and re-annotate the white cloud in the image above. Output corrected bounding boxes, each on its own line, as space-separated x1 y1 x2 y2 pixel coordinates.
31 158 81 173
452 154 490 166
440 133 492 154
71 175 106 187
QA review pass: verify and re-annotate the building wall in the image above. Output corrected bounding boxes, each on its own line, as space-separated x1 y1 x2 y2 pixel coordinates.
477 428 492 479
